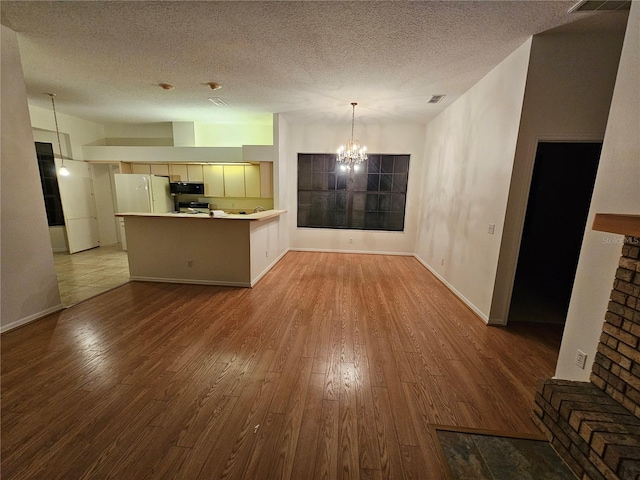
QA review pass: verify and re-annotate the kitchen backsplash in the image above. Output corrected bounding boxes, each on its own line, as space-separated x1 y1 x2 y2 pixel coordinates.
179 195 274 211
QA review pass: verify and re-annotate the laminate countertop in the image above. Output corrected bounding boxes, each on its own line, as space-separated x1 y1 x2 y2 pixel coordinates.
116 209 286 222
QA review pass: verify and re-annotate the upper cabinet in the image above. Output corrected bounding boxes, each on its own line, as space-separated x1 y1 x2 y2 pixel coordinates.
259 162 273 199
121 162 274 199
150 164 170 176
170 163 188 181
244 165 261 198
131 163 151 175
203 165 224 197
187 165 204 182
223 165 245 197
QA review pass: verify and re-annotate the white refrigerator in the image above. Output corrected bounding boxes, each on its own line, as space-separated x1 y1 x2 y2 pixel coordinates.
114 174 174 250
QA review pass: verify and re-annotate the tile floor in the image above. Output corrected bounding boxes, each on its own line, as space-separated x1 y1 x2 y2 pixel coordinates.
54 243 130 306
437 430 576 480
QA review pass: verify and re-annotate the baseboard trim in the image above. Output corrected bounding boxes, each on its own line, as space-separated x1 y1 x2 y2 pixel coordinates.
1 304 65 333
413 254 491 324
251 248 290 287
289 247 413 256
129 276 251 288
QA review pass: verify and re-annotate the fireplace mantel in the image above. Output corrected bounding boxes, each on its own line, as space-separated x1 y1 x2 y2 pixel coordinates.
592 213 640 237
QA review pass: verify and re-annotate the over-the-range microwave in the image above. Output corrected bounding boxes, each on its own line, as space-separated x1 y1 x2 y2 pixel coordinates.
170 182 205 195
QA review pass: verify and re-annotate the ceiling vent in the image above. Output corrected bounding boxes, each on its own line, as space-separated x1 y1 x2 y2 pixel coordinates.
428 94 446 104
208 97 227 106
568 0 631 13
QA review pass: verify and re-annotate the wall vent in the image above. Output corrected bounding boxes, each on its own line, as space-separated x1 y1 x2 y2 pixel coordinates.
428 94 446 104
568 0 631 13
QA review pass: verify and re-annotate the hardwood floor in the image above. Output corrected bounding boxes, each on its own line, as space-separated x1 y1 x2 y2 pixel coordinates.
1 252 563 479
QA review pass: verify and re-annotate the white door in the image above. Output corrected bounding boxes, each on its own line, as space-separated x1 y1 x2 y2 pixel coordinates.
56 159 100 254
91 163 119 245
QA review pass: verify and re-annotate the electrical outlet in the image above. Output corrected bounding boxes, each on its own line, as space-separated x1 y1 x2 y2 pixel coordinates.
488 223 496 235
265 250 269 257
441 258 445 265
575 349 587 369
349 238 353 244
187 259 193 268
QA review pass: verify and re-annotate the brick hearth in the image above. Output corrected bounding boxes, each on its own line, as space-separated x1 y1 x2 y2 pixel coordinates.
533 235 640 480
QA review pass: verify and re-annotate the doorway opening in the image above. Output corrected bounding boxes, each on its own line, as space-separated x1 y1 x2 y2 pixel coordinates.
508 142 602 325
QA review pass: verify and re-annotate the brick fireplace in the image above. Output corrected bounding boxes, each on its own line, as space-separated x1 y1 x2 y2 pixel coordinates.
533 215 640 480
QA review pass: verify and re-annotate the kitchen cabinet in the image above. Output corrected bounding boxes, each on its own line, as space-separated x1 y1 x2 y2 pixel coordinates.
187 164 204 182
120 162 273 199
150 163 170 176
224 165 245 197
131 163 151 175
260 162 273 198
244 165 261 198
170 164 188 181
203 165 224 197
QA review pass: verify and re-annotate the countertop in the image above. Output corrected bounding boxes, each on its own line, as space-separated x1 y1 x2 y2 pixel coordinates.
116 209 286 222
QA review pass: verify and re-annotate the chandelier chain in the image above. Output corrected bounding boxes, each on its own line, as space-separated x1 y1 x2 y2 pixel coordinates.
337 102 367 167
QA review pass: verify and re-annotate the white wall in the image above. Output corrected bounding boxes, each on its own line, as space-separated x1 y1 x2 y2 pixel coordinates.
195 123 273 147
29 104 106 158
91 164 120 246
49 226 68 253
275 114 291 255
491 21 627 324
103 121 273 147
415 39 532 321
1 25 63 331
286 121 425 255
555 5 640 381
250 218 285 285
104 122 173 146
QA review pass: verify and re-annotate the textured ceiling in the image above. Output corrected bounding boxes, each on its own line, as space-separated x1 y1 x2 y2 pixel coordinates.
0 1 615 126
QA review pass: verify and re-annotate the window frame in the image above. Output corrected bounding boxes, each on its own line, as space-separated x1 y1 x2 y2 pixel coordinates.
297 153 410 232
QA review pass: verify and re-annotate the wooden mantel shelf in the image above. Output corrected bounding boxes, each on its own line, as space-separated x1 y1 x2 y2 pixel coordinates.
593 213 640 237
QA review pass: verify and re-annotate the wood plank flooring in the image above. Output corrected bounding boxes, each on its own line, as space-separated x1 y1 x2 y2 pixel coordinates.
1 252 563 479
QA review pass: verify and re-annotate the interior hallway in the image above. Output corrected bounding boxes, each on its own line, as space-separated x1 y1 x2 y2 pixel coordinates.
54 244 129 306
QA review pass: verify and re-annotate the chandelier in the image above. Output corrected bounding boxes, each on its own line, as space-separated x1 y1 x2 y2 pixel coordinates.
337 102 367 169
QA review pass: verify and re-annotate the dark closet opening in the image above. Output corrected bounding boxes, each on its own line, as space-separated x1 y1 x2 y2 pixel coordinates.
509 142 602 325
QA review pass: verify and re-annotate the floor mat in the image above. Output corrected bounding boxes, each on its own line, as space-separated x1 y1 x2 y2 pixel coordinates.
434 426 576 480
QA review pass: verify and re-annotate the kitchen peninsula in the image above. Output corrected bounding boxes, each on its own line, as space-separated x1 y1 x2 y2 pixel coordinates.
116 210 286 287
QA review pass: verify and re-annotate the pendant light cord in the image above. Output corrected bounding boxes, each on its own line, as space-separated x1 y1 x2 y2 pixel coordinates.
48 94 65 167
351 104 355 142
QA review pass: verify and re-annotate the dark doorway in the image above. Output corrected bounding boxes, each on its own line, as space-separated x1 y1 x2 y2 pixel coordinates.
509 142 601 324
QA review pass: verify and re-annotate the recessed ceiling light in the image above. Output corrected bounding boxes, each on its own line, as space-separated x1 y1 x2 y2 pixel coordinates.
428 94 446 104
206 82 222 90
158 83 174 90
208 97 227 106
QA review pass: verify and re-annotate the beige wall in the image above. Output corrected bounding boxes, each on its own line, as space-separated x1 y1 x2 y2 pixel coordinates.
491 18 627 324
415 39 532 321
275 114 291 255
1 25 63 331
29 104 106 157
555 5 640 381
286 122 425 255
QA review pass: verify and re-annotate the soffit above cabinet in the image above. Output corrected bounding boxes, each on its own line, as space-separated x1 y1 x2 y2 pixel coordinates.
81 145 276 163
